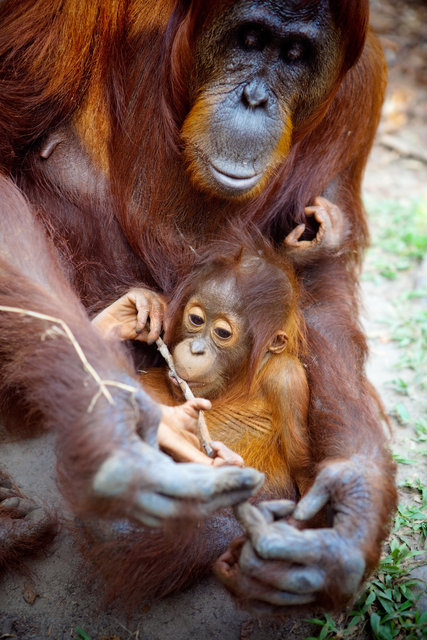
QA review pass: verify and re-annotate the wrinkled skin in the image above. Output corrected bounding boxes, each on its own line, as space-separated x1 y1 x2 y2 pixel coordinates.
93 438 262 528
183 0 342 198
216 460 375 611
284 197 347 264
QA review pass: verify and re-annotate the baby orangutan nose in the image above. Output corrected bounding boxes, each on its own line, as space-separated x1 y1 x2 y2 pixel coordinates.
191 338 207 355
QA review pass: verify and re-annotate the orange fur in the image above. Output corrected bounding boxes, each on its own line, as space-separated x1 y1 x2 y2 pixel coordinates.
0 0 396 611
140 245 312 499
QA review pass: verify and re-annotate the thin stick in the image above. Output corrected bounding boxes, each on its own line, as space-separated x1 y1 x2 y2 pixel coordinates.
0 304 212 453
0 305 139 413
155 335 214 458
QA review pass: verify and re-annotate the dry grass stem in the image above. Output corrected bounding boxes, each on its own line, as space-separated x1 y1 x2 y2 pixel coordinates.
0 305 138 413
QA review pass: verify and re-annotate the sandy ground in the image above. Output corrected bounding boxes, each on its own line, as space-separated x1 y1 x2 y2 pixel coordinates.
1 1 426 638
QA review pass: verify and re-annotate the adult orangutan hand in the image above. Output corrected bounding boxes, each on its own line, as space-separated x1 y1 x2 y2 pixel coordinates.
215 460 375 611
284 197 347 265
89 385 263 528
93 438 262 528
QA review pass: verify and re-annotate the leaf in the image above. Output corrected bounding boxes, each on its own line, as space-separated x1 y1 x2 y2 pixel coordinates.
394 403 410 423
417 610 427 625
319 625 330 640
370 612 381 637
377 595 394 615
347 615 362 628
75 628 92 640
365 590 377 608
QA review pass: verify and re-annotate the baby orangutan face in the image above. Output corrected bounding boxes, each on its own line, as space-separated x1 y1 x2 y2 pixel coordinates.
171 277 250 399
170 274 288 399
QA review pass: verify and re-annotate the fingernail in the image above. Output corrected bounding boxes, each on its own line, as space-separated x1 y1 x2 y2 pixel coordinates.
2 497 19 507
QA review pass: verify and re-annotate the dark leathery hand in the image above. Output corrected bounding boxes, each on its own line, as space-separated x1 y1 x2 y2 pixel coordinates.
218 460 369 610
93 439 264 527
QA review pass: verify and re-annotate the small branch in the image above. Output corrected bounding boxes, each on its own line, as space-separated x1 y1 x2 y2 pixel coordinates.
0 305 138 413
155 336 214 458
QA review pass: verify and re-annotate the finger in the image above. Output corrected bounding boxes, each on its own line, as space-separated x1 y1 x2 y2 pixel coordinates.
210 441 244 467
192 488 266 518
0 487 15 500
134 491 190 520
257 500 296 523
215 553 316 606
235 502 270 536
161 432 215 465
313 211 326 242
135 485 267 522
284 224 305 247
303 206 317 217
147 303 163 343
135 327 150 342
249 521 324 563
135 303 149 335
185 398 212 415
1 496 38 516
239 541 324 593
313 197 341 233
293 477 330 521
313 195 332 209
133 510 163 528
152 464 264 501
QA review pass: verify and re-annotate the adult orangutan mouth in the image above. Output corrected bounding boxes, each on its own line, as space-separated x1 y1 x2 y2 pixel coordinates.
209 162 263 192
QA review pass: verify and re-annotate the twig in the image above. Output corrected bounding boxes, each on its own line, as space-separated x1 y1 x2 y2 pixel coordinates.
0 305 138 413
0 304 213 453
155 335 214 458
380 133 427 165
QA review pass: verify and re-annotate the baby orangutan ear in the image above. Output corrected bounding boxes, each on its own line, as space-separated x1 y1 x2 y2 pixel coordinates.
268 331 288 354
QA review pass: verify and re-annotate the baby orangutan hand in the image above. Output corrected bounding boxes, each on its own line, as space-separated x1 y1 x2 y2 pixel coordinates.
284 196 346 265
92 287 167 343
159 400 244 468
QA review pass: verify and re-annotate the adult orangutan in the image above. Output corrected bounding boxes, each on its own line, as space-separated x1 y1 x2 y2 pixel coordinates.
0 0 396 612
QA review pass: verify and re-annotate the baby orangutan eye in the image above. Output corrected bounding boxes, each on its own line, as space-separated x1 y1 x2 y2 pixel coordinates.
214 327 232 339
189 313 204 326
212 318 233 341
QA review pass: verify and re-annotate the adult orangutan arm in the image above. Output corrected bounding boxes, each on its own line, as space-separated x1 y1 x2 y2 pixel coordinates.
0 177 263 528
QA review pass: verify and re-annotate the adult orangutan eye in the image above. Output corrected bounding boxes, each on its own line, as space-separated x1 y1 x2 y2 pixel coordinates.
238 24 269 52
281 38 311 64
189 314 204 326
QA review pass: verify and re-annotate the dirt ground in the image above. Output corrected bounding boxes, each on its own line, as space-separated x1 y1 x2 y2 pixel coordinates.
0 1 426 638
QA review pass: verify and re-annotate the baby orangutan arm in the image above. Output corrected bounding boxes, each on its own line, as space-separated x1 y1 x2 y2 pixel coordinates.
93 291 244 467
158 399 244 467
92 287 167 343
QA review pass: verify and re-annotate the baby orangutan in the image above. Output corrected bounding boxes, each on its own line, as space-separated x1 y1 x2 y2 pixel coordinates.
93 198 345 494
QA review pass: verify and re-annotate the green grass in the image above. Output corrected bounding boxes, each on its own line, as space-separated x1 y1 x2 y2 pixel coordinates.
363 197 427 281
304 519 427 640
